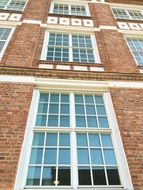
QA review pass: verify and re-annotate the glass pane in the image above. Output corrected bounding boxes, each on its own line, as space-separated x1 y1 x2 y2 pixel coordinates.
36 115 47 126
104 150 116 165
95 96 104 104
59 134 70 146
48 115 58 127
86 105 96 115
96 105 106 115
78 149 89 164
92 167 107 185
107 167 121 185
33 133 45 146
44 149 57 164
98 117 109 128
40 94 49 102
61 94 69 102
30 148 43 164
60 116 70 127
90 149 103 165
75 105 85 114
75 95 83 103
26 167 41 185
58 167 70 185
85 95 94 104
38 103 48 113
50 94 59 102
78 167 91 185
49 104 59 114
42 167 56 185
59 149 70 164
76 116 86 128
46 133 57 146
60 104 69 114
77 134 87 146
87 116 98 128
89 134 100 147
101 134 113 147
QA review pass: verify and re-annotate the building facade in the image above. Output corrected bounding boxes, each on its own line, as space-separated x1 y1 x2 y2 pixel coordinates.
0 0 143 190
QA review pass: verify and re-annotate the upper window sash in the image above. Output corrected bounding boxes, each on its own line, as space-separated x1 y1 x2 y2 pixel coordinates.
50 2 90 16
0 0 27 11
112 8 143 21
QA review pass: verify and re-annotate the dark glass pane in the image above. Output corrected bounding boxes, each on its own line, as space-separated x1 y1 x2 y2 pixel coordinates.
46 133 57 146
30 148 43 164
78 167 91 185
26 167 41 185
77 134 87 146
98 117 109 128
101 134 113 147
59 134 70 146
44 149 57 164
104 150 116 165
48 115 58 127
42 167 56 186
92 167 107 185
58 167 70 185
40 94 49 102
59 149 70 164
85 95 94 104
49 104 59 114
89 134 100 147
36 115 47 126
50 94 59 102
107 167 121 185
76 116 86 128
61 94 69 102
60 104 69 114
33 133 45 146
75 95 83 103
90 149 103 165
78 149 89 164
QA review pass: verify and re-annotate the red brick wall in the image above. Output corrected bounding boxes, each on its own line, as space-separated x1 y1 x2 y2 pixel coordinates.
111 88 143 190
0 83 34 190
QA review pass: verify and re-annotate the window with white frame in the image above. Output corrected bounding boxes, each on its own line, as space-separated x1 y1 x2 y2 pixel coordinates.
126 37 143 66
42 32 100 63
51 3 89 16
0 27 13 59
0 0 26 11
25 92 122 188
112 8 143 20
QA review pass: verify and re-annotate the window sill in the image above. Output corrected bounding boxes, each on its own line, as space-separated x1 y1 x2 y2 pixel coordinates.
24 187 125 190
48 13 92 19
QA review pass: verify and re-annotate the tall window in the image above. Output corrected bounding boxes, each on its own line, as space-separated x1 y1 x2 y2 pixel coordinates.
52 3 87 16
0 27 13 59
0 0 26 11
42 32 100 63
126 37 143 66
26 93 121 188
112 8 143 21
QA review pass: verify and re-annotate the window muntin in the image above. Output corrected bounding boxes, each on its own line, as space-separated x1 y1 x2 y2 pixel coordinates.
126 37 143 65
112 8 143 21
0 0 26 11
26 93 121 188
46 33 96 63
52 3 87 16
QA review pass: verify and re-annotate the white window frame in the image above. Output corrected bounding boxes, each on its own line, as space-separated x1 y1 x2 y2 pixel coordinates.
0 26 15 61
111 7 143 21
50 1 90 16
125 35 143 66
14 81 133 190
41 31 101 64
0 0 28 12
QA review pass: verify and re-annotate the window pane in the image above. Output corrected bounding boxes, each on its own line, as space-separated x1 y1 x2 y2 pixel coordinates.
78 167 91 185
104 150 116 165
42 167 56 185
76 116 86 127
101 134 113 147
61 94 69 102
46 133 57 146
26 167 41 186
85 95 94 104
60 104 69 114
77 134 87 146
98 117 109 128
30 148 43 164
32 133 45 146
44 149 57 164
96 105 106 115
48 115 58 127
78 149 89 164
89 134 100 147
75 105 85 114
50 94 59 102
95 96 104 104
90 149 103 165
49 104 59 113
87 116 98 128
38 103 48 113
59 149 70 164
75 95 83 103
59 134 70 146
40 94 49 102
36 115 47 126
60 116 70 127
92 167 107 185
107 167 121 185
58 167 70 185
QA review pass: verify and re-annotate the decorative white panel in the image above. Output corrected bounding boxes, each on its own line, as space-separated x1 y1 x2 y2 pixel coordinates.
90 67 104 72
117 22 129 30
128 23 141 30
59 18 70 26
47 17 58 24
57 65 70 70
71 19 82 26
39 64 53 69
0 13 9 20
74 66 88 71
83 20 94 27
9 14 22 21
